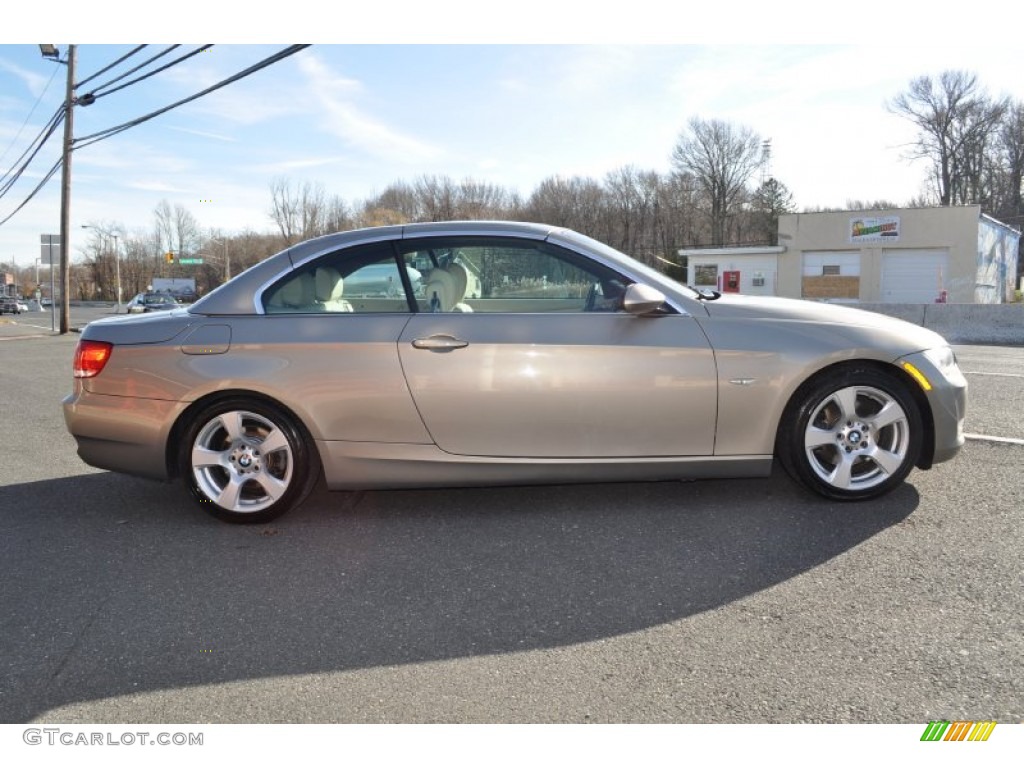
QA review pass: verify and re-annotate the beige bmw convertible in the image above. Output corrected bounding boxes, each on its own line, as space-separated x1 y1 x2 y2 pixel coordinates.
64 221 967 523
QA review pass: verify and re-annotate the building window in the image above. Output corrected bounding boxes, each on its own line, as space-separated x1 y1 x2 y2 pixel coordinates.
693 265 718 286
822 265 841 276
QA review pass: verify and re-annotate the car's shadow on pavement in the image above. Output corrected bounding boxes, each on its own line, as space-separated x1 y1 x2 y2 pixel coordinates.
0 468 918 722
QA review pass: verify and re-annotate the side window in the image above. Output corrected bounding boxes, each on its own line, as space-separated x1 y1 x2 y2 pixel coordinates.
398 238 629 313
263 243 415 314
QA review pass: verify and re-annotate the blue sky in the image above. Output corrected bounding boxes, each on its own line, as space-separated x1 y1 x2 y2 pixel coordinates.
2 3 1024 267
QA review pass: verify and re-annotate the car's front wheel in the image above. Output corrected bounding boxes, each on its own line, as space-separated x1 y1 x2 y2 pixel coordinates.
777 367 923 500
179 398 319 523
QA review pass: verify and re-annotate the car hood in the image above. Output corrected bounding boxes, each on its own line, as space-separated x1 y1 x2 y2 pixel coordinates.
699 294 949 351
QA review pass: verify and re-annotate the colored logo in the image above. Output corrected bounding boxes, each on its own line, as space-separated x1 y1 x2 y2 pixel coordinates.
920 721 996 742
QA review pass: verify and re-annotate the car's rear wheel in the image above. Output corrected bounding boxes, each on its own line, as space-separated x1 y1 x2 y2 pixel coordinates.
180 398 319 523
777 367 923 500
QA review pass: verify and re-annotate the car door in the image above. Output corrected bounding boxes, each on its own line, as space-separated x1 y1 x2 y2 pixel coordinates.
255 241 426 444
395 237 718 458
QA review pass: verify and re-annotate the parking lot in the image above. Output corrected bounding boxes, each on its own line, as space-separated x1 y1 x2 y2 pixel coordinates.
1 315 1021 724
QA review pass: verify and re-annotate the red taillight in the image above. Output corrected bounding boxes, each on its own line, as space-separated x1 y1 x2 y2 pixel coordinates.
73 340 113 378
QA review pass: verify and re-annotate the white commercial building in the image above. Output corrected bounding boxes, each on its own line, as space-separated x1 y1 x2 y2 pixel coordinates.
680 206 1020 304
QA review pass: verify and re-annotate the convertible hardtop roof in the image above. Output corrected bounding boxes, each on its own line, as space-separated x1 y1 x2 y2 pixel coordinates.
190 221 568 316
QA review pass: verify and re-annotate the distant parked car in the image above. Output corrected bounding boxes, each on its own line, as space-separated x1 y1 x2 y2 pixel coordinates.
0 297 22 315
16 299 29 312
127 293 179 313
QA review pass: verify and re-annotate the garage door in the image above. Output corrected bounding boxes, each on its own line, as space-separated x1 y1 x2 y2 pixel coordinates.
880 249 949 303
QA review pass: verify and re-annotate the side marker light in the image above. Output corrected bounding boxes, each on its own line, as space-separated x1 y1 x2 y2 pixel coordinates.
902 361 932 391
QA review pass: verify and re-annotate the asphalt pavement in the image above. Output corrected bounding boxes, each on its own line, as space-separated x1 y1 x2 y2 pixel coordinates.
0 319 1021 724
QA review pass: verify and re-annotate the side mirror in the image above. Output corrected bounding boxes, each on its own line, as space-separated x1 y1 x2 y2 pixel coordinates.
622 283 666 316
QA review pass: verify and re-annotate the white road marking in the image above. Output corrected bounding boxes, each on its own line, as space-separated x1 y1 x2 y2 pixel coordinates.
962 371 1024 378
965 433 1024 446
0 332 50 341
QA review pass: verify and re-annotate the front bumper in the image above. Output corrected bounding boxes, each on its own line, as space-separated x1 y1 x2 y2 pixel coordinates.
896 349 968 466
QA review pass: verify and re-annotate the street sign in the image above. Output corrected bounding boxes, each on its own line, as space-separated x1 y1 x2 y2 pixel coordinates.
41 234 60 260
178 259 204 265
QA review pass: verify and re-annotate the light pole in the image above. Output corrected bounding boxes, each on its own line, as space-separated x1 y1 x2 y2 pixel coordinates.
82 225 123 313
113 234 121 312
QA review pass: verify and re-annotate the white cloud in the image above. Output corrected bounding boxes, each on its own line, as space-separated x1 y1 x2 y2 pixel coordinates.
74 140 195 175
124 180 194 194
553 46 644 96
166 126 237 143
498 77 529 95
250 156 350 173
157 50 310 127
294 54 362 95
0 58 54 97
295 52 441 163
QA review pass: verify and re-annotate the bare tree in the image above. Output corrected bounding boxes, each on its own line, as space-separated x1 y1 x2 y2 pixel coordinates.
321 195 353 233
889 71 1007 206
456 178 513 220
153 200 200 257
153 200 176 256
268 178 299 244
361 181 418 225
413 175 458 221
671 118 763 245
525 175 607 236
81 232 113 301
268 178 329 245
358 176 512 225
993 101 1024 224
173 205 200 258
603 166 660 258
661 170 702 241
120 229 158 296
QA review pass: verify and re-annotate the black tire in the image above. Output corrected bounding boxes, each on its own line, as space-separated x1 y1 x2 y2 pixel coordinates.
178 398 320 523
776 366 923 501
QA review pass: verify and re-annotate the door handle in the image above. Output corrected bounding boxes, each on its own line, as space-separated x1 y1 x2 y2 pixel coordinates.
411 335 469 351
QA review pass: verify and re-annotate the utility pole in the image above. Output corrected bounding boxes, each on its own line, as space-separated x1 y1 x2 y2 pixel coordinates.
58 44 76 334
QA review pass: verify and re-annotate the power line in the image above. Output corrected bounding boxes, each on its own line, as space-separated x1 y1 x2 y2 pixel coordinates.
0 45 311 232
0 105 64 181
74 45 310 150
0 107 65 199
75 45 148 89
0 66 60 169
0 157 62 227
75 45 180 97
86 45 213 102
